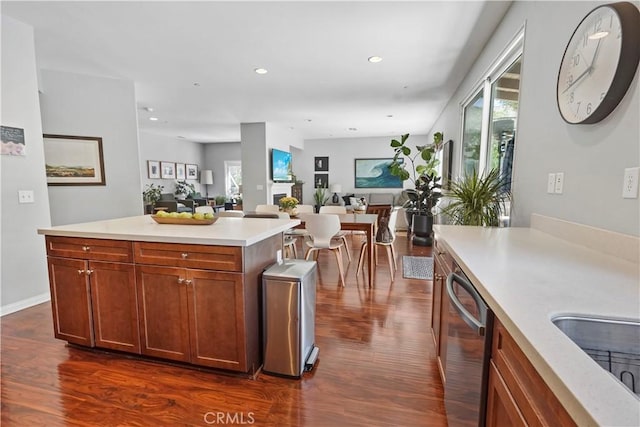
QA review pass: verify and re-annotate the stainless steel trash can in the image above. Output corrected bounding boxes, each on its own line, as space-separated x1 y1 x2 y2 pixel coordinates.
263 260 319 378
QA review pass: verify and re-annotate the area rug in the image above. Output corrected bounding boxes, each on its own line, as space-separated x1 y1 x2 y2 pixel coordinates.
402 256 434 280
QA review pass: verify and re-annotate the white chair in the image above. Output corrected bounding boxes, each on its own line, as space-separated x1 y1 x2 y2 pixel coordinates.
217 210 244 217
195 205 214 215
296 204 314 214
304 214 346 286
256 204 280 213
357 208 399 281
283 235 298 259
318 205 351 261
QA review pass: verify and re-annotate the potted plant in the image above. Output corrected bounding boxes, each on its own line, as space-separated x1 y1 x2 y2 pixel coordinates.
389 132 443 246
175 180 195 199
313 186 329 213
215 195 227 206
441 168 511 226
279 196 299 215
142 183 164 214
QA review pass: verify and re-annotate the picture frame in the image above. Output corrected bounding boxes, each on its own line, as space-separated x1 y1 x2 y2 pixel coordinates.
43 134 106 186
1 125 26 156
186 164 198 180
314 173 328 188
176 163 186 180
147 160 160 179
354 158 403 188
314 156 329 171
161 161 176 179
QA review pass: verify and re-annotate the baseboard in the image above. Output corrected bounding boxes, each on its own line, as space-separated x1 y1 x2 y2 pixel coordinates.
1 292 50 317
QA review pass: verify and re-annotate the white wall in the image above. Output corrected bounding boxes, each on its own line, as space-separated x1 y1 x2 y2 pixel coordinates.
139 131 205 196
1 16 52 314
429 1 639 236
39 69 142 225
293 134 430 205
203 142 241 197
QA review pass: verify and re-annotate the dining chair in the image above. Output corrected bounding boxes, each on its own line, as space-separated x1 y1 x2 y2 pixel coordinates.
283 235 298 259
216 210 245 217
296 204 314 214
357 208 399 280
256 204 280 213
303 214 346 286
318 205 351 261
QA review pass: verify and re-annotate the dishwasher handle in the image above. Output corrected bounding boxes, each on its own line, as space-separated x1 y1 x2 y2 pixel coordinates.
446 273 487 337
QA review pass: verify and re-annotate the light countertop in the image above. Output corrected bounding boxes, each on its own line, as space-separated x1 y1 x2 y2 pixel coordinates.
434 224 640 427
37 215 300 247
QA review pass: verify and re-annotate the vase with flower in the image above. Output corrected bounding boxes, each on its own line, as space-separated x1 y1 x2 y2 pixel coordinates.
278 196 299 216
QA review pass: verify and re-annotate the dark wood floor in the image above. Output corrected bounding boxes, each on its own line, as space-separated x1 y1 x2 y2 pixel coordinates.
1 233 447 426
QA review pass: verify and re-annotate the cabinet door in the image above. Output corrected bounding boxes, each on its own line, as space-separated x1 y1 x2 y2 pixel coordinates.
187 269 245 371
47 257 95 347
431 254 444 350
136 265 190 362
486 361 527 427
89 261 140 353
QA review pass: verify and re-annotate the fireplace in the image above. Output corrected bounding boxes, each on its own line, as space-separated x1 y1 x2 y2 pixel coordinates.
273 193 287 205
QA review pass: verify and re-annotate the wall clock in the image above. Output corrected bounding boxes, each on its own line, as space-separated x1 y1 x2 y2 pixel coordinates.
556 1 640 124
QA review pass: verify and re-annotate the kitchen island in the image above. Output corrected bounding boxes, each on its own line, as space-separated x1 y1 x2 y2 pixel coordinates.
37 215 299 376
434 214 639 427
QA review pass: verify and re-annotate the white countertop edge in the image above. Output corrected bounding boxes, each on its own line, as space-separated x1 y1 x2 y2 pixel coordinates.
434 225 640 427
37 216 301 247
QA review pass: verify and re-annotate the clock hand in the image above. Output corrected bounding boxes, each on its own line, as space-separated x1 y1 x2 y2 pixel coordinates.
588 37 603 72
562 65 592 93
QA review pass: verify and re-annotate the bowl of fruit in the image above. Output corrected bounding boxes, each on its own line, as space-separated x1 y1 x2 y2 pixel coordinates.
151 210 217 225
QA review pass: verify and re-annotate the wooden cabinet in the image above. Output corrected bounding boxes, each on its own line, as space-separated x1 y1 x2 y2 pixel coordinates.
432 238 453 384
136 265 245 371
291 183 303 202
486 318 577 427
46 237 139 352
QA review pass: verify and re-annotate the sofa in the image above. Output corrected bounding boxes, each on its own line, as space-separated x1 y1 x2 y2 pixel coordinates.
155 193 194 213
339 191 410 231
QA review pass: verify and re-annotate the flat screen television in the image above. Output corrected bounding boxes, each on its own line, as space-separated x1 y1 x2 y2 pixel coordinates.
271 148 292 182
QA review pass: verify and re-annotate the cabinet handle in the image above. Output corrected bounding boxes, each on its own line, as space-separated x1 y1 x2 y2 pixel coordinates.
86 269 94 276
177 278 185 284
181 253 188 259
82 246 90 251
184 279 193 285
77 269 85 275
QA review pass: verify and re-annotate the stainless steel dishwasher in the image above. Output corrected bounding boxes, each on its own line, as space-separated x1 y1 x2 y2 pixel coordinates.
444 270 494 427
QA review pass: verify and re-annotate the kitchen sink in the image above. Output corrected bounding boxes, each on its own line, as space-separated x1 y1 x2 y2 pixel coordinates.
552 315 640 399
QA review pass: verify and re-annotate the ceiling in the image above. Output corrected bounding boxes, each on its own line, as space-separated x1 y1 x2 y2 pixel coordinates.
2 1 512 143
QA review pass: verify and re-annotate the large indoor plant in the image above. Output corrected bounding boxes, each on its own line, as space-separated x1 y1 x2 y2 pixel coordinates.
313 185 329 213
441 168 511 226
389 132 443 245
142 183 164 214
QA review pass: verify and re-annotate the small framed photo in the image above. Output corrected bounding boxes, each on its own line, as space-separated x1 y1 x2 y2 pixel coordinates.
160 161 176 179
176 163 186 180
314 173 328 188
314 156 329 171
43 134 106 186
186 164 198 180
147 160 160 179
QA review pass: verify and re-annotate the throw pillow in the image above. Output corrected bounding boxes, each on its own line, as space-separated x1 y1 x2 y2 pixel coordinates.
342 194 355 206
375 216 393 243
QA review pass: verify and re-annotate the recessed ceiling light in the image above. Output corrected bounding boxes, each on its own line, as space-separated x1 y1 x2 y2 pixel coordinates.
306 119 312 122
177 136 185 139
254 68 268 74
386 114 394 118
149 117 159 121
368 56 383 63
348 127 358 131
193 82 201 87
144 107 154 112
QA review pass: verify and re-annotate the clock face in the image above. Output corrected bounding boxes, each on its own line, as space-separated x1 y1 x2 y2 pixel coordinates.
557 5 623 124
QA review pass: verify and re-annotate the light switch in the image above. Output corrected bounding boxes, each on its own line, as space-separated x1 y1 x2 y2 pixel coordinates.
554 172 564 194
256 184 263 190
18 190 34 204
622 167 639 199
547 173 556 194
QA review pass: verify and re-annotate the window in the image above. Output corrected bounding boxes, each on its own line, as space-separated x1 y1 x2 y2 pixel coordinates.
224 161 242 199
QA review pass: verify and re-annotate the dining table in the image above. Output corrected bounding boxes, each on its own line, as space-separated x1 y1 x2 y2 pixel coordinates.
296 213 378 287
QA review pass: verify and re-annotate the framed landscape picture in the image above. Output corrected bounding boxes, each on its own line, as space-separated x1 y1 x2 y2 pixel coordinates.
186 164 198 180
147 160 160 179
161 161 176 179
176 163 186 180
354 158 403 188
43 134 106 186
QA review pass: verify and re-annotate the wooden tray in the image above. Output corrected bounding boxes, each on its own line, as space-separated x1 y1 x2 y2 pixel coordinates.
151 215 217 225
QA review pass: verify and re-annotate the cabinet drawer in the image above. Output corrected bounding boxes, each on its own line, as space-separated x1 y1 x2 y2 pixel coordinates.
491 319 576 427
46 236 133 262
134 242 242 272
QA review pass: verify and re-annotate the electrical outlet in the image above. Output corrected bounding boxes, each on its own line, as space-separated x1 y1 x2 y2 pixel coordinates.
554 172 564 194
547 173 556 194
276 249 283 264
622 167 639 199
18 190 34 204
